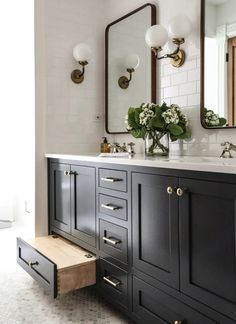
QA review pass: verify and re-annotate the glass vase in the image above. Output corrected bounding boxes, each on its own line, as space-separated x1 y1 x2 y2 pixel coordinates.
144 132 169 156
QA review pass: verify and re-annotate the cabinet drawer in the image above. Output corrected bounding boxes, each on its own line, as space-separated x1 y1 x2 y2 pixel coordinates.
99 194 127 221
99 219 128 264
17 236 96 298
133 276 217 324
99 258 128 308
98 169 127 192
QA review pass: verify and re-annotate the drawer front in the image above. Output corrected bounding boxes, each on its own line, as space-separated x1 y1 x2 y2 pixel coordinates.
99 219 128 264
133 276 217 324
99 194 127 221
99 258 128 308
99 169 127 192
17 238 57 297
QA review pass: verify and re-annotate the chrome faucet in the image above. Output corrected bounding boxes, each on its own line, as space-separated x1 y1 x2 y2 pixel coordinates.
220 142 236 158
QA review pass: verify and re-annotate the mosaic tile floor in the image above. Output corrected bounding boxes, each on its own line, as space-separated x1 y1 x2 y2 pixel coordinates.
0 225 133 324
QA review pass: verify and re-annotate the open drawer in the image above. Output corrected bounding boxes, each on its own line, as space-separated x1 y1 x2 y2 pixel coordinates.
17 235 96 298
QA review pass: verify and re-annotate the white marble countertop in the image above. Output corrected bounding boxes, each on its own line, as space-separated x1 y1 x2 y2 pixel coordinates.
45 153 236 174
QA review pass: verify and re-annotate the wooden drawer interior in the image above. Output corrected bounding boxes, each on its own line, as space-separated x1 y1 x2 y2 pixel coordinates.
17 235 96 297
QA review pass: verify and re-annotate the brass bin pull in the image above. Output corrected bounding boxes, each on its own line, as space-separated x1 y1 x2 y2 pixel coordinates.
101 204 121 211
101 177 122 182
103 237 121 245
103 276 121 287
28 261 39 267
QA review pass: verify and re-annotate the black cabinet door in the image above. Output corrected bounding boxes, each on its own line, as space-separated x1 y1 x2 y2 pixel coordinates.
49 163 71 233
179 178 236 320
71 165 96 247
132 172 179 289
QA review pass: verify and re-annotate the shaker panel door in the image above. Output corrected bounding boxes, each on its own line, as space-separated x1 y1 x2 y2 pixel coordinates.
179 178 236 320
132 172 179 289
71 165 96 247
49 163 71 233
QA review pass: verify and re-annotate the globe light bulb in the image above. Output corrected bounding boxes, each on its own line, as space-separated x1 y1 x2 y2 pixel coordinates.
125 54 140 70
145 25 168 48
168 14 192 39
73 43 92 62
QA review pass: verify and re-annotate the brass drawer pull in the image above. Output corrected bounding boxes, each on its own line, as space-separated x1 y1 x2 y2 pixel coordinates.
64 171 76 176
101 204 121 211
28 261 39 267
101 177 122 182
103 237 121 245
103 276 121 287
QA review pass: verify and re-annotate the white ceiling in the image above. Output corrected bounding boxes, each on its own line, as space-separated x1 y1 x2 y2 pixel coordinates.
207 0 228 5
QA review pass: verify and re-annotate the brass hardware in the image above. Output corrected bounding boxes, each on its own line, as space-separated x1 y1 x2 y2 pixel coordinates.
101 177 121 182
151 38 186 68
101 204 121 211
103 276 121 287
103 237 121 245
71 61 88 84
84 253 93 258
28 261 39 267
171 49 185 68
64 170 76 176
167 186 173 195
176 188 184 197
174 321 182 324
118 68 135 89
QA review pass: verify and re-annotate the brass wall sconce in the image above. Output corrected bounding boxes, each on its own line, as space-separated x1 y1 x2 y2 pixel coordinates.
71 43 92 84
118 54 140 89
145 14 192 68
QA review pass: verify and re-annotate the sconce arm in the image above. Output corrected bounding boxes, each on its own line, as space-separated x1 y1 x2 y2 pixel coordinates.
126 68 134 82
153 45 180 60
78 61 88 77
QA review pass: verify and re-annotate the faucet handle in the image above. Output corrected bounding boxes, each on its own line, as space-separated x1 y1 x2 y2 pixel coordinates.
221 141 231 146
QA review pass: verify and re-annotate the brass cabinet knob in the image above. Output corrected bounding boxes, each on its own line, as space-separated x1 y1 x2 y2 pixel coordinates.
174 321 182 324
64 170 70 176
176 188 184 196
167 186 173 195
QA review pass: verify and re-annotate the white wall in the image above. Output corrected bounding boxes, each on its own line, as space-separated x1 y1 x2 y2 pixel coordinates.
35 0 236 234
0 1 34 226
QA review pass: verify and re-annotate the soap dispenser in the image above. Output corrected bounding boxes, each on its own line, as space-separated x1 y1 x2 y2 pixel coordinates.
101 137 110 153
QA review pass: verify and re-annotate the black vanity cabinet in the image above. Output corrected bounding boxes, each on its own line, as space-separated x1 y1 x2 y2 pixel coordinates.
179 178 236 321
47 158 236 324
49 163 71 233
49 162 96 247
132 172 179 289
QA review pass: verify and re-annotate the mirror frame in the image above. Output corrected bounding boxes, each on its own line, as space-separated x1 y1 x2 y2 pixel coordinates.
200 0 235 129
105 3 157 134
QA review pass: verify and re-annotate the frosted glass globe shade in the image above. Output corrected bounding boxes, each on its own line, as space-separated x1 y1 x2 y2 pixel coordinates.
73 43 92 62
163 38 177 54
125 54 140 69
145 25 168 48
168 15 192 39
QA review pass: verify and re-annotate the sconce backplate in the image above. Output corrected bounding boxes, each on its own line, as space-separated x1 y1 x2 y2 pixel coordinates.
171 49 185 68
71 69 84 84
118 76 129 89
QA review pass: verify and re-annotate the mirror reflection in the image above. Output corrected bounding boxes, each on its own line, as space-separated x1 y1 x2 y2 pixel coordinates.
106 4 156 134
203 0 236 127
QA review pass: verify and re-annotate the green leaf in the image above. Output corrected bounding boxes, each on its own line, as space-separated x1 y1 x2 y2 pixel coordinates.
130 128 145 139
128 108 139 129
177 127 192 140
218 118 227 126
150 116 165 129
167 124 184 136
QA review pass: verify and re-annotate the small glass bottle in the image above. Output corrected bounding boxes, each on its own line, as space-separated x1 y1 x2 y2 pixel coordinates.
101 137 110 153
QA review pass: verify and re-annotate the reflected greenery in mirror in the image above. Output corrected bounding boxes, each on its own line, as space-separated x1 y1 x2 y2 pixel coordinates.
105 4 156 134
201 0 236 128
